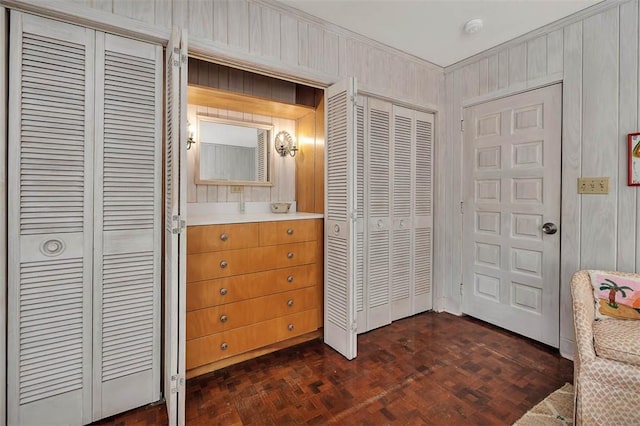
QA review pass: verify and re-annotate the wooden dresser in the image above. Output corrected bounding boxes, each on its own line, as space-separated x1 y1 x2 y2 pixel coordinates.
186 218 323 377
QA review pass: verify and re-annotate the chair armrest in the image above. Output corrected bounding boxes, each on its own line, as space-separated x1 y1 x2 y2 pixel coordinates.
571 270 597 363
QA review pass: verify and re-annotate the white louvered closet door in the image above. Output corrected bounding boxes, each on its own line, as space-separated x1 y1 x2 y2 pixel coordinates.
413 111 434 313
93 33 162 419
391 106 414 320
365 98 391 331
164 27 188 426
324 77 357 359
7 12 94 425
354 96 366 332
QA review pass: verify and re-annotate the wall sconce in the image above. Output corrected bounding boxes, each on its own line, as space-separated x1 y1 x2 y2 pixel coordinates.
274 130 297 157
187 121 196 150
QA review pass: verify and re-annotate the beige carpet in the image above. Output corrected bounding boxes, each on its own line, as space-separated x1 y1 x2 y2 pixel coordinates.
513 383 574 425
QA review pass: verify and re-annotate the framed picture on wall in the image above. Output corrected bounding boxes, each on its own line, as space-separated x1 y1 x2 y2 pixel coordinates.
629 132 640 186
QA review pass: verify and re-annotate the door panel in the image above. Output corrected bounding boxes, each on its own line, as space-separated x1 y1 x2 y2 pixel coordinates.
462 84 562 347
7 12 94 425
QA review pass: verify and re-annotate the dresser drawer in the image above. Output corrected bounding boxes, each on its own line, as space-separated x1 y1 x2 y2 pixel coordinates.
187 223 259 254
259 219 320 246
186 286 320 340
187 263 318 311
186 308 320 369
187 241 318 282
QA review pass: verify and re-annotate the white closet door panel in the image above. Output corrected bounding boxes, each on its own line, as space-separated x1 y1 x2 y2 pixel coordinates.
324 77 357 359
93 32 162 420
355 98 367 332
391 106 413 320
364 98 391 330
165 27 188 426
8 12 93 425
413 112 434 313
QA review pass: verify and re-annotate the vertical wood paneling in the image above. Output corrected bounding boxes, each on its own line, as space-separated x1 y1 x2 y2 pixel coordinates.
280 14 298 66
227 0 249 51
260 6 280 59
0 8 6 425
213 0 228 44
248 2 261 55
527 35 547 80
547 29 564 75
581 8 619 269
508 42 527 85
187 0 213 40
112 0 155 24
93 0 112 12
498 50 509 89
617 1 637 272
487 54 499 92
324 31 339 76
559 20 583 351
297 21 309 68
308 25 323 72
478 58 488 95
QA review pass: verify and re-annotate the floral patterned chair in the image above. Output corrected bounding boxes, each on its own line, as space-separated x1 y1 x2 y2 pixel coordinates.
571 270 640 425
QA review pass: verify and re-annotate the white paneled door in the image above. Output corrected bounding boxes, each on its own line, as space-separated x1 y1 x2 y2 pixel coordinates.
462 84 562 347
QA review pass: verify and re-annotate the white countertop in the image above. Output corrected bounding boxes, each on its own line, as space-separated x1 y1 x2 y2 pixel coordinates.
187 202 324 225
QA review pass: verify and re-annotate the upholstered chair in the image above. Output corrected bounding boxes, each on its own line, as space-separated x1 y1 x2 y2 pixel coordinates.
571 270 640 425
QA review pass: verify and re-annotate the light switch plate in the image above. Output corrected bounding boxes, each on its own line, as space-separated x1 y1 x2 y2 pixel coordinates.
577 177 609 194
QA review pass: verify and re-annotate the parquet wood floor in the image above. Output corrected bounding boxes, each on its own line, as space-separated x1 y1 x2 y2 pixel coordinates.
94 312 573 425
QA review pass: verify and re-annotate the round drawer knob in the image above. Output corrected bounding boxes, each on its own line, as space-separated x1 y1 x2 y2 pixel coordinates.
288 324 294 331
220 342 228 351
219 288 228 296
287 299 294 307
287 275 294 283
287 228 294 235
287 252 294 259
220 260 228 269
220 233 228 241
220 315 228 323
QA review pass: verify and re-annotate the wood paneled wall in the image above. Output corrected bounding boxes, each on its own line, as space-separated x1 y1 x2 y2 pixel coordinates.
443 0 639 357
9 0 442 107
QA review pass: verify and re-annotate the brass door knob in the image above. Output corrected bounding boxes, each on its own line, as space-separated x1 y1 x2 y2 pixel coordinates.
287 275 294 283
287 228 294 235
288 324 294 331
219 288 228 296
287 252 294 259
220 342 228 350
220 233 228 241
220 260 228 268
220 315 228 323
287 299 294 307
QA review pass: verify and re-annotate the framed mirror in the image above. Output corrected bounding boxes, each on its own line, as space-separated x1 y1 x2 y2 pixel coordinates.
195 116 272 186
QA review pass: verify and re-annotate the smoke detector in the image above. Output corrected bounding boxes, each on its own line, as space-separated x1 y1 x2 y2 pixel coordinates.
464 18 484 35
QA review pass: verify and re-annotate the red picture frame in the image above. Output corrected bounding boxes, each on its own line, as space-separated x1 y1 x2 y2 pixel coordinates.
629 132 640 186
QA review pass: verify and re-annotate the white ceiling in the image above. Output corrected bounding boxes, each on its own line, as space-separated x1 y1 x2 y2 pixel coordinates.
278 0 602 67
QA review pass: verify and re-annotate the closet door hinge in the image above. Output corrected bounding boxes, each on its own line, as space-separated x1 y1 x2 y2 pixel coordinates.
170 374 185 394
460 119 464 132
460 201 464 214
172 215 185 234
460 282 464 296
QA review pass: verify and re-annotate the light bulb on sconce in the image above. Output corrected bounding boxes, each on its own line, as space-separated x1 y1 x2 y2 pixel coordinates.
274 130 297 157
187 120 196 150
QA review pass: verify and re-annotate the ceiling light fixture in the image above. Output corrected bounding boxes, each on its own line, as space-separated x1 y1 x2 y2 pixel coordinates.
464 18 483 35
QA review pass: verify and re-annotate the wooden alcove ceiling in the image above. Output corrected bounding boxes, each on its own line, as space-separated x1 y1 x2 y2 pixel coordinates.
187 84 315 120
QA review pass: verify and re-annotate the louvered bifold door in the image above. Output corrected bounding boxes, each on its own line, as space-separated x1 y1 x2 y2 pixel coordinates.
413 111 434 313
7 12 94 425
324 77 357 360
93 33 162 420
354 96 367 333
390 106 414 321
365 98 391 331
164 27 188 426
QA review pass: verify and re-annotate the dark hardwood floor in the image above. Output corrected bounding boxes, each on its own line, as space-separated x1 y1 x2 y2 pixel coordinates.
95 312 573 425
